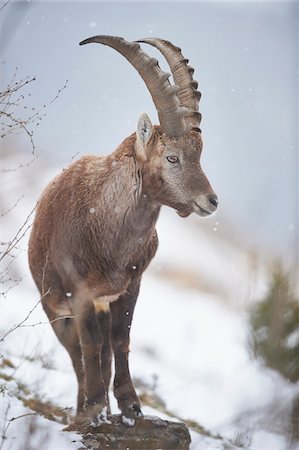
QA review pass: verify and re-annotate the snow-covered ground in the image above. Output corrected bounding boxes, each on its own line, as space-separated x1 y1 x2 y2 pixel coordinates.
1 151 298 450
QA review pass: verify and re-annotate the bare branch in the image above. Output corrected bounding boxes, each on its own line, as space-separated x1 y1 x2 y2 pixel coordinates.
8 412 38 424
0 292 77 340
0 403 10 450
0 247 23 298
1 413 38 445
0 153 39 173
0 0 9 13
20 315 76 328
0 71 68 153
0 288 50 342
0 206 35 262
0 195 24 217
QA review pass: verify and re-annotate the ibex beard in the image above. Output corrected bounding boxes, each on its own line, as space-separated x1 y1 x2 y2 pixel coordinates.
28 36 218 426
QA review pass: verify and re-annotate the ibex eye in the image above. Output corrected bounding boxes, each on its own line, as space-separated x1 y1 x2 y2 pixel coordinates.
167 155 178 163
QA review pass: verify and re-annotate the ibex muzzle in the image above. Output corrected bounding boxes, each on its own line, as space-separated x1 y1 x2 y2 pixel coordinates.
28 35 218 427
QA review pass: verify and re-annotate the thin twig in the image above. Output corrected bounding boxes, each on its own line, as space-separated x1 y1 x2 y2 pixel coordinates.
0 206 35 262
0 288 50 342
3 413 38 439
0 404 10 450
20 315 76 328
0 153 39 174
0 0 9 13
0 71 68 152
0 195 24 217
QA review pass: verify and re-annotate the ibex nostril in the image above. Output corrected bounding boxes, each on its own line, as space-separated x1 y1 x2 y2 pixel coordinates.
209 195 219 209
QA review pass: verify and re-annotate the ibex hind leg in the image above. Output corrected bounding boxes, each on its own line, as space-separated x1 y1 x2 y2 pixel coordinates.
41 292 85 416
110 277 143 424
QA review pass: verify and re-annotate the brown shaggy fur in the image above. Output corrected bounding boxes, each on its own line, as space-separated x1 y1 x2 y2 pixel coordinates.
28 124 217 423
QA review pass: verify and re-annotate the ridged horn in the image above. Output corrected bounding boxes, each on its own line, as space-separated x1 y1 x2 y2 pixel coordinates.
136 38 202 131
79 35 187 137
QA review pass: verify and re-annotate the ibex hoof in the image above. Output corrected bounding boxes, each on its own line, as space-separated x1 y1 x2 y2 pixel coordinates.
75 403 111 427
121 415 135 426
91 405 111 427
121 402 143 426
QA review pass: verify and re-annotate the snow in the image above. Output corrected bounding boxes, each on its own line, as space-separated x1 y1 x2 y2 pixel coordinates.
1 393 83 450
131 274 298 446
121 415 135 427
1 153 298 450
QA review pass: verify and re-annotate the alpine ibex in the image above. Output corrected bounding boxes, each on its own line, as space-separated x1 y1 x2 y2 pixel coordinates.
28 36 218 425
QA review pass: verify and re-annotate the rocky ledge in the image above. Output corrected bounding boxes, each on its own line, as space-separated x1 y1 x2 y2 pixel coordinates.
65 414 191 450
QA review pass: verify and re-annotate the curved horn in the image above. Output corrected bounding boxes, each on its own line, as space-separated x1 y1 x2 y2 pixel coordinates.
79 35 187 137
136 38 201 131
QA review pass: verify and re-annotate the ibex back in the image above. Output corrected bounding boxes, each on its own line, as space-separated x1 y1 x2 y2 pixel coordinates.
28 36 218 426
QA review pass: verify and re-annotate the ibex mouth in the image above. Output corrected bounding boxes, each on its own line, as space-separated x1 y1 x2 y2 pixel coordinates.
176 203 212 218
176 209 192 218
193 202 213 217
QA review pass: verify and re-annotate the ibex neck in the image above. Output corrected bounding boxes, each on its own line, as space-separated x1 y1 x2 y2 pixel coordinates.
110 133 161 238
115 165 160 239
128 188 161 238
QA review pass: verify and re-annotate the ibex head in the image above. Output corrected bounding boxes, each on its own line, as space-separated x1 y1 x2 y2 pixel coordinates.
80 36 218 218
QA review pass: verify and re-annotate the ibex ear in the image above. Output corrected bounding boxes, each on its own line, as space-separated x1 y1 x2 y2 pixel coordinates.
135 112 153 162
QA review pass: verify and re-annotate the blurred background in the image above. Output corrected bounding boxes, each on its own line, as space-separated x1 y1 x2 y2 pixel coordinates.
1 0 298 261
0 1 298 450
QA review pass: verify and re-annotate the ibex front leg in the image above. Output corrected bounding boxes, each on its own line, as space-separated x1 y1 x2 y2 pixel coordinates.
70 295 109 424
111 277 142 423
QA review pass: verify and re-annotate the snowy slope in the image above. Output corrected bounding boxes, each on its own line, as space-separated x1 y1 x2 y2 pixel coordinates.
1 152 298 450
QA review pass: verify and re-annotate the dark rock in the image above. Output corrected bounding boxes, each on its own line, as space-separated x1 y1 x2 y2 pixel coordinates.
65 414 191 449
